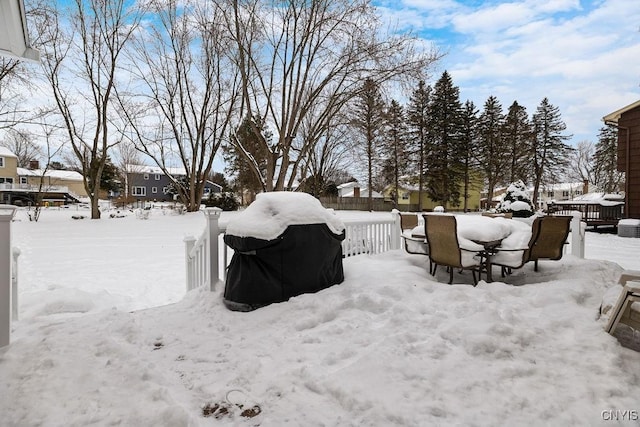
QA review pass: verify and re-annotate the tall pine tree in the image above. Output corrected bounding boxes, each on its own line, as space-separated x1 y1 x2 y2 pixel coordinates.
426 71 463 208
459 100 480 212
531 98 573 206
503 101 532 184
351 78 386 211
406 80 431 211
478 96 507 210
382 100 409 207
593 125 623 193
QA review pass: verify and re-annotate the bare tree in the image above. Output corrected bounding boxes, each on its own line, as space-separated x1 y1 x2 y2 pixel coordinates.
0 128 41 167
567 140 594 185
117 0 240 211
34 0 141 219
114 140 141 199
29 123 65 222
227 0 440 192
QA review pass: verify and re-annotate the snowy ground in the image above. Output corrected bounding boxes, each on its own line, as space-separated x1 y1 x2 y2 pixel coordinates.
2 207 640 426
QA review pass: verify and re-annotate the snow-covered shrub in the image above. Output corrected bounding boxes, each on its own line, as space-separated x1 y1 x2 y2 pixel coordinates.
496 180 535 218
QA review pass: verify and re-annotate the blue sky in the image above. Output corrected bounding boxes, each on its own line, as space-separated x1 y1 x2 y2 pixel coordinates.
374 0 640 145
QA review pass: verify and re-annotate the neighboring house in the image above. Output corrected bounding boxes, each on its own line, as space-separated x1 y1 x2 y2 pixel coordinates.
126 164 222 202
533 182 588 209
0 148 84 205
388 177 483 211
0 0 39 62
603 100 640 219
336 181 383 199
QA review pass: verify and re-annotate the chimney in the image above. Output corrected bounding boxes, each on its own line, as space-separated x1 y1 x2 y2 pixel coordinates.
583 179 589 194
29 160 40 170
353 186 360 198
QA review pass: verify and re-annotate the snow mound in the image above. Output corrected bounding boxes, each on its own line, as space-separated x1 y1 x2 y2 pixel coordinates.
225 192 345 240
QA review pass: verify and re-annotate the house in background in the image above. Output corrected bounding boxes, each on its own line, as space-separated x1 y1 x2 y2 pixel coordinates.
604 100 640 219
337 181 383 199
0 148 83 205
125 164 222 202
386 180 483 212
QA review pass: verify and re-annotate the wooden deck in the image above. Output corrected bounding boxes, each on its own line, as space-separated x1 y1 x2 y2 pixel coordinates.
547 201 624 227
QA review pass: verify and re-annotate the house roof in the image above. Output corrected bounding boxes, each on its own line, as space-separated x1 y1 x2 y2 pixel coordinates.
602 99 640 124
126 164 187 176
17 167 84 181
0 147 18 158
0 0 39 61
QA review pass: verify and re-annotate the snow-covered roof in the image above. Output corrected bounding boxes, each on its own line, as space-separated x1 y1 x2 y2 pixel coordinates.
225 191 345 240
126 164 186 176
17 167 84 181
342 189 384 198
538 182 586 192
336 181 359 189
0 147 17 158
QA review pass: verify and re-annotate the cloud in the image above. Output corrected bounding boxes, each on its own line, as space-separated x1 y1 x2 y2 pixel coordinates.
376 0 640 143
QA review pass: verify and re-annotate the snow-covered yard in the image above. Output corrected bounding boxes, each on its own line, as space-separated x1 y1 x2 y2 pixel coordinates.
1 208 639 426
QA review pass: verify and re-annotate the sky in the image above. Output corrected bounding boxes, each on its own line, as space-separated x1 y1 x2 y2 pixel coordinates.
2 206 640 425
374 0 640 146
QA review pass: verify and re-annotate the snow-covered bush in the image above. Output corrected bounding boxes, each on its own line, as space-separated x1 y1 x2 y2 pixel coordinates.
496 180 535 218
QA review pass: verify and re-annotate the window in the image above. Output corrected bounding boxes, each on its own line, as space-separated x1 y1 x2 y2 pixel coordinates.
0 177 13 184
547 191 554 198
0 157 4 167
575 190 582 195
143 173 149 180
155 174 161 180
132 186 146 196
152 187 158 194
562 191 569 198
20 177 28 184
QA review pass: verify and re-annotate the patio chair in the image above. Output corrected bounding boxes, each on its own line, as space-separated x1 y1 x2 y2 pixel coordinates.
605 279 640 351
423 214 481 285
399 213 429 256
491 217 541 277
529 215 572 271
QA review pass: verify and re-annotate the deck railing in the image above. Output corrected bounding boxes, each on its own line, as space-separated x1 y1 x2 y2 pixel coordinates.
184 210 585 292
0 205 18 348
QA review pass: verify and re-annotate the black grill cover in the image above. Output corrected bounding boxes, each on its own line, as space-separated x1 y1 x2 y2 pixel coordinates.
223 223 345 311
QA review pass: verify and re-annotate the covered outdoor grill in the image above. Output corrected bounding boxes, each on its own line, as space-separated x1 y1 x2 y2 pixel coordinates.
223 192 345 311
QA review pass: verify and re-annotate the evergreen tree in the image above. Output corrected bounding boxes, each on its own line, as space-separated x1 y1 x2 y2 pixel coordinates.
531 98 573 206
351 78 386 211
459 100 480 212
496 180 535 218
593 125 624 193
477 96 507 210
406 80 431 211
382 100 409 207
224 115 271 204
503 101 532 184
426 71 463 208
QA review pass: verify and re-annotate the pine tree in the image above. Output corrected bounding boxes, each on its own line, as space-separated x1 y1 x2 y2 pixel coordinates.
351 78 386 211
477 96 507 210
382 100 409 207
503 101 532 184
531 98 573 206
406 80 431 211
496 180 535 217
459 100 480 212
225 115 271 204
426 71 463 208
593 125 623 193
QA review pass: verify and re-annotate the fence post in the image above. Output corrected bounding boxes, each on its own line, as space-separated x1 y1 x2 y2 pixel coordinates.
390 209 401 250
184 236 196 291
12 247 20 321
570 215 585 259
204 207 223 291
0 206 17 348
